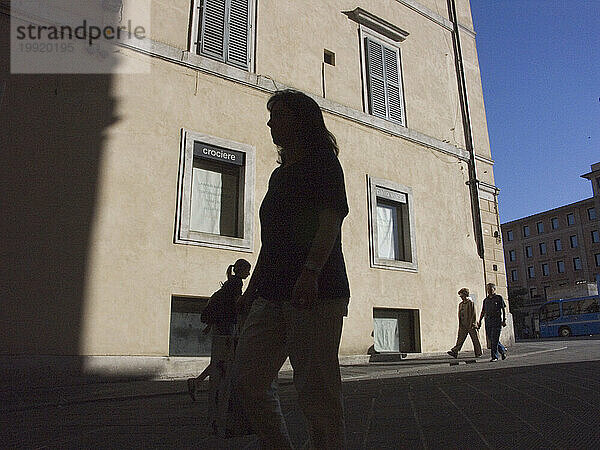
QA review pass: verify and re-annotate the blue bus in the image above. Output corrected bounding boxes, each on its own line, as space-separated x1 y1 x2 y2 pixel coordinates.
539 295 600 338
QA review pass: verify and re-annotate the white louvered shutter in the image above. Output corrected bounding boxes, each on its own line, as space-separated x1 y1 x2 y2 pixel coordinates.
366 37 404 124
227 0 249 69
200 0 226 59
366 38 387 119
383 46 403 123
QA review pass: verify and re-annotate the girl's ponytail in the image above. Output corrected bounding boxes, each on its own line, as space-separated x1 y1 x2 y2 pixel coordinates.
226 264 235 280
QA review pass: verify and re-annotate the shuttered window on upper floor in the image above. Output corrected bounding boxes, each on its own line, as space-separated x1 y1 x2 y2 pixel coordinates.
196 0 251 70
365 37 405 125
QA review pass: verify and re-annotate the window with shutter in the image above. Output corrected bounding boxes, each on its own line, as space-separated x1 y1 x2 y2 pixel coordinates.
364 36 405 124
196 0 251 70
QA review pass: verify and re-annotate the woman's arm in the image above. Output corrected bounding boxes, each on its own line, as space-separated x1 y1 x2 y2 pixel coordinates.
291 208 342 309
237 249 265 312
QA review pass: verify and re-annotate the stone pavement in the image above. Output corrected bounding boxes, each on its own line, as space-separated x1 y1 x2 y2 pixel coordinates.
2 340 600 448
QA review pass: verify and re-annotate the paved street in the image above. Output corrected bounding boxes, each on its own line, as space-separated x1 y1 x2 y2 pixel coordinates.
3 340 600 449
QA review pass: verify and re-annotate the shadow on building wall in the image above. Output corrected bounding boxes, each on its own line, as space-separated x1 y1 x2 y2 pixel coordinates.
0 6 158 385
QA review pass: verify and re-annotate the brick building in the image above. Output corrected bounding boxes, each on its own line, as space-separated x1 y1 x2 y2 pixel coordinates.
501 163 600 336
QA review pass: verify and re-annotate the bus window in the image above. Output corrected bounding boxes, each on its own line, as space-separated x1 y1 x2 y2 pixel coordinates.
540 303 560 321
562 300 583 316
581 298 599 314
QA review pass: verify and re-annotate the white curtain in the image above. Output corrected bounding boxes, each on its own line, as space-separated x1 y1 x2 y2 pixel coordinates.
373 317 399 352
190 166 222 234
377 204 399 259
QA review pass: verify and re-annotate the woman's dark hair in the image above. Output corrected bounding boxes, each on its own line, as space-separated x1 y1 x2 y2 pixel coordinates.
227 259 251 280
267 89 338 164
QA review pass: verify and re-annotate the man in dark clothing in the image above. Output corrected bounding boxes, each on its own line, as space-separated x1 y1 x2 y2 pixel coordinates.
478 283 507 362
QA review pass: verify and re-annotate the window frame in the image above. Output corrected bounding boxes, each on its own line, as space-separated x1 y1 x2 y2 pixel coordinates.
525 245 533 258
592 230 600 243
190 0 256 71
507 230 514 241
508 249 516 261
588 207 597 220
541 263 549 276
573 257 582 271
569 234 578 248
523 225 530 237
367 176 417 271
557 260 565 273
567 213 575 225
554 239 562 251
175 129 255 252
511 269 518 281
539 242 547 255
536 221 544 234
359 26 407 126
527 266 535 279
551 217 559 229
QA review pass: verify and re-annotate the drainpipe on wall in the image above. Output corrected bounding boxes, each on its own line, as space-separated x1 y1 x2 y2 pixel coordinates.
447 0 486 269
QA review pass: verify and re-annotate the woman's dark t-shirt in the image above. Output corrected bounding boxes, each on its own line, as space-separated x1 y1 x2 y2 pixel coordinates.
256 149 350 302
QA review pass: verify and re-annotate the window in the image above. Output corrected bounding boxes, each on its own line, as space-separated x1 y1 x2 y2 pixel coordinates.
192 0 254 70
557 260 565 273
588 207 596 220
511 270 518 281
554 239 562 251
541 263 549 276
373 308 421 353
170 296 212 356
570 235 578 248
523 225 530 237
527 266 535 278
529 288 537 299
507 230 514 241
567 213 575 225
363 35 405 124
368 177 416 271
539 242 547 255
551 217 559 229
175 130 255 251
573 257 582 271
351 9 408 125
592 230 600 243
536 222 544 233
581 298 599 314
543 286 550 299
540 302 560 321
508 249 516 261
596 253 600 267
525 246 533 258
562 300 582 316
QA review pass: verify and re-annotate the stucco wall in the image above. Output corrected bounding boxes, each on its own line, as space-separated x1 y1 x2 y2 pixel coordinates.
2 0 509 358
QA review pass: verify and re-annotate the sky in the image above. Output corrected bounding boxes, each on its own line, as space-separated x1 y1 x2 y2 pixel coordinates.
470 0 600 223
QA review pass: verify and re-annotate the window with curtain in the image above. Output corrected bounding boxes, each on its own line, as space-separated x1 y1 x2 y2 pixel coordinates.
195 0 251 69
368 177 416 271
190 158 240 237
176 130 255 251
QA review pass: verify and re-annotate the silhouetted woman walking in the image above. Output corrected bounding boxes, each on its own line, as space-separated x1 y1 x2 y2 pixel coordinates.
233 90 350 449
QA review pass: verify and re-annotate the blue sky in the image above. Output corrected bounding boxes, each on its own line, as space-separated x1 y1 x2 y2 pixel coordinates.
470 1 600 223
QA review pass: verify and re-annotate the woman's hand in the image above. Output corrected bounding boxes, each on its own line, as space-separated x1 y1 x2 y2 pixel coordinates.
291 269 319 309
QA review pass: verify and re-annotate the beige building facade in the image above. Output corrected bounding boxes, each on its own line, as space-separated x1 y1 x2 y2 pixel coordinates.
2 0 510 376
